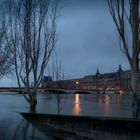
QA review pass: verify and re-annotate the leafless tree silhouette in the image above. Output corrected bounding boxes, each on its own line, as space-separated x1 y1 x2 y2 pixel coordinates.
5 0 60 112
106 0 140 118
51 55 65 115
0 7 13 79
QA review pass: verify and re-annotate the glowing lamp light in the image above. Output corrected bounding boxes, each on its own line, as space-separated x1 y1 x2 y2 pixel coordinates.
76 81 79 85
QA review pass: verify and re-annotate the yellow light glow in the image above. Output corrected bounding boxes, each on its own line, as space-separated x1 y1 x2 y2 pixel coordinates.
73 94 81 115
105 95 110 115
118 90 124 95
76 81 79 85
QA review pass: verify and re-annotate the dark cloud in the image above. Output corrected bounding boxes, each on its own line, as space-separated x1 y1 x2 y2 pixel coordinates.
52 1 129 79
1 0 130 85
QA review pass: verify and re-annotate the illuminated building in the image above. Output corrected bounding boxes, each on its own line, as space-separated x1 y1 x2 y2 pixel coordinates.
41 65 133 91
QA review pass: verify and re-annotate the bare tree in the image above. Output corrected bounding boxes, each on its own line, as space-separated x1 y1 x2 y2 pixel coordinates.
5 0 60 112
0 9 13 79
51 55 65 115
51 53 64 81
106 0 140 118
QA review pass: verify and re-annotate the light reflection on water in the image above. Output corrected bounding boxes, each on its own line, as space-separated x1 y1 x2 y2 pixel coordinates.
0 92 132 140
105 95 110 115
52 93 131 118
73 94 81 115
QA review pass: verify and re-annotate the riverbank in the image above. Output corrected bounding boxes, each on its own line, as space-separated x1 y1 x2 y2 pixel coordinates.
21 113 140 140
0 93 132 139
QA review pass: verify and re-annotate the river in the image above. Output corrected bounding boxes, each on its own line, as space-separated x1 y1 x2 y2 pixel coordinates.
0 92 132 140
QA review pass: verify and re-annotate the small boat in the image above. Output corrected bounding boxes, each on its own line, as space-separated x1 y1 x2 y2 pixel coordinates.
21 113 140 140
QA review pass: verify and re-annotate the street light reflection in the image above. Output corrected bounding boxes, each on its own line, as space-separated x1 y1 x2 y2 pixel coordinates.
105 95 110 115
73 94 81 115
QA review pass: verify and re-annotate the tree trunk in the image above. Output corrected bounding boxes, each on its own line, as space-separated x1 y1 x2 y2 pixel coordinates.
106 0 140 118
131 68 140 118
131 0 140 118
30 94 37 113
57 94 60 115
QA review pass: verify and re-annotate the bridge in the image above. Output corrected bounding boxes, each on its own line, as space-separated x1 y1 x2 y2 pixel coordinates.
0 87 123 94
0 87 95 94
44 89 123 94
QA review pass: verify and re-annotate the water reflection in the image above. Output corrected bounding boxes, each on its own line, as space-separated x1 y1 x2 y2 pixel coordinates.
11 119 48 140
73 94 81 115
0 92 132 140
105 95 110 115
98 95 102 104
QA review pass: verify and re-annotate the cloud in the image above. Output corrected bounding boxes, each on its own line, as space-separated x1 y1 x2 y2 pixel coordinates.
0 1 130 85
53 1 129 79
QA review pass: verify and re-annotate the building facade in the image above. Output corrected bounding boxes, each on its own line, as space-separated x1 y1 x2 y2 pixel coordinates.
41 65 133 91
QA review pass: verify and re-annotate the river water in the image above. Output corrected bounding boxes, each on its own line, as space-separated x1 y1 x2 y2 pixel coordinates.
0 92 132 140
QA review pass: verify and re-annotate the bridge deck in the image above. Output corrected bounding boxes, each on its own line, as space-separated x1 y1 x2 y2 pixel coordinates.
0 87 129 94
